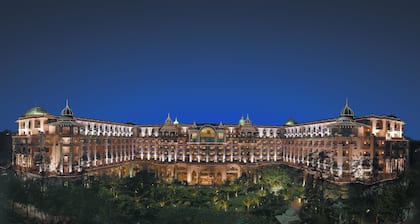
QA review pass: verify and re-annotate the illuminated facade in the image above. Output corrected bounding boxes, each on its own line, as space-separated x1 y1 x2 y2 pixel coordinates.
12 100 408 184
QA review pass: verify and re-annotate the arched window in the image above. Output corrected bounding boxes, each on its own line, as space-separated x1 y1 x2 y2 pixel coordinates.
200 127 216 142
376 121 383 129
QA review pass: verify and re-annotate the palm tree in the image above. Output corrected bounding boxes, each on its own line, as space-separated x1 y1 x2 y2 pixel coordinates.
231 181 241 198
243 196 253 211
250 194 261 208
221 183 233 201
219 199 229 212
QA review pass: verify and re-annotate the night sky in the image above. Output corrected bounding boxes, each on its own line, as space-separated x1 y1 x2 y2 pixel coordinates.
1 0 419 138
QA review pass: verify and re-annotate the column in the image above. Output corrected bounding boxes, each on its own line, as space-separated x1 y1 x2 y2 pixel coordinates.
105 139 109 164
238 147 242 162
189 147 192 162
124 145 128 161
222 146 226 163
40 119 44 132
131 141 135 160
175 144 178 162
60 142 64 174
182 145 185 162
87 146 91 167
230 145 233 162
306 150 310 166
251 146 254 163
110 147 114 163
337 144 343 177
266 146 270 162
94 149 97 166
214 147 217 163
69 143 73 173
274 141 277 162
147 142 150 160
154 143 157 160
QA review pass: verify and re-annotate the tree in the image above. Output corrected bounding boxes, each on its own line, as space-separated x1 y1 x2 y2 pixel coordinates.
214 198 229 212
243 196 254 211
260 167 290 194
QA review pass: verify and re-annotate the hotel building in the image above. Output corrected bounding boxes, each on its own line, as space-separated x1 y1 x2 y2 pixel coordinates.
12 100 408 184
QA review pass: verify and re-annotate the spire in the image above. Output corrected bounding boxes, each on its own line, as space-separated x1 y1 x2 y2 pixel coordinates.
245 113 252 125
165 113 173 125
173 117 179 125
340 98 354 118
61 99 73 117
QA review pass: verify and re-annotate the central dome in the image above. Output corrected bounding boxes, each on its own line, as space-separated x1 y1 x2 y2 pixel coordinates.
284 118 296 126
23 106 49 117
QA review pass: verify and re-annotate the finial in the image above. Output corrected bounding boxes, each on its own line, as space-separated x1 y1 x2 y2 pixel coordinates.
345 97 348 106
167 113 171 119
66 99 69 107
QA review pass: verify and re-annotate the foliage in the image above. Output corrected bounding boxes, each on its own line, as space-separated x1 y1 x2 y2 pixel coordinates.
2 163 419 223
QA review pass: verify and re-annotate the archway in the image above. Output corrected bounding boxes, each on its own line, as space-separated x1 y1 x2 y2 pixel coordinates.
191 170 198 184
216 172 223 184
200 127 216 142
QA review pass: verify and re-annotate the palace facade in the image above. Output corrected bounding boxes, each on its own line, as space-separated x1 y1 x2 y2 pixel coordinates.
12 100 409 184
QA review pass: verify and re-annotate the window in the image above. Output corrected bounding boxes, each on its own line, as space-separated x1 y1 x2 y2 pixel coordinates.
218 133 224 139
376 121 383 129
35 120 40 128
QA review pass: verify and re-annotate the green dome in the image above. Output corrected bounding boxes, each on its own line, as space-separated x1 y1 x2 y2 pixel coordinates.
284 118 296 126
238 116 245 126
23 106 49 117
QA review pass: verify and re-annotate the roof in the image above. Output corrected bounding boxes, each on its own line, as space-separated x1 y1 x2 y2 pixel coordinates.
22 106 49 117
356 115 403 122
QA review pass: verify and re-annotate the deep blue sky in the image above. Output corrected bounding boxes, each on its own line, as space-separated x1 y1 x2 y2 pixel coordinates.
1 0 419 139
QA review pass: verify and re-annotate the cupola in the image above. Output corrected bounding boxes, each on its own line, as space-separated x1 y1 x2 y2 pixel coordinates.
61 100 73 117
238 116 245 126
340 98 354 119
